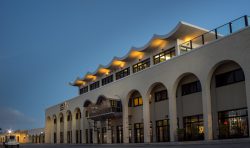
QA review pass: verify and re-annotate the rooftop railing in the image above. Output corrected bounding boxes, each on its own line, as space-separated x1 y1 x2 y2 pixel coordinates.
180 15 249 54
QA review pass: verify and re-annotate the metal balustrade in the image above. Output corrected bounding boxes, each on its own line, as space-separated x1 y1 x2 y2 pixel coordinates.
89 107 122 119
180 15 249 54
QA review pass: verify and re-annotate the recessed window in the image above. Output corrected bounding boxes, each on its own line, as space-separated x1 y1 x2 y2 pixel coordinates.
129 97 143 107
102 75 113 86
85 111 89 118
116 67 130 80
76 112 81 120
79 86 88 94
90 81 100 90
60 116 63 123
215 68 245 87
156 119 170 142
67 114 71 121
133 58 150 73
218 108 248 139
155 90 168 102
181 81 201 96
153 47 175 64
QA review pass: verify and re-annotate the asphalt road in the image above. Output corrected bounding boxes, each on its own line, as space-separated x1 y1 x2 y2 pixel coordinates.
1 139 250 148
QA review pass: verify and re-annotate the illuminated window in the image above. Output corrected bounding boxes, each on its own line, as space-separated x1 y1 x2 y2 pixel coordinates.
129 97 143 107
183 114 204 141
134 98 139 106
133 58 150 73
138 97 143 105
153 47 175 64
116 67 130 80
218 108 248 139
156 119 170 142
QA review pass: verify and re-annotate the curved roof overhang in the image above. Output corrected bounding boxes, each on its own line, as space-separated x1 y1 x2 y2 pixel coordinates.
71 21 210 86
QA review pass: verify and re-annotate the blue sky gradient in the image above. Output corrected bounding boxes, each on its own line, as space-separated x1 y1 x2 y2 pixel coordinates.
0 0 250 130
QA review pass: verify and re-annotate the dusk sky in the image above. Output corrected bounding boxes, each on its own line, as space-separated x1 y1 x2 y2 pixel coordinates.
1 0 250 130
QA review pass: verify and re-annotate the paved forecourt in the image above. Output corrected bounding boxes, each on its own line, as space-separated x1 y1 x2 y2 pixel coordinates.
2 138 250 148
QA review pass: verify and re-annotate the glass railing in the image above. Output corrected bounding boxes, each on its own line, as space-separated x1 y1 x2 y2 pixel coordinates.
180 15 249 54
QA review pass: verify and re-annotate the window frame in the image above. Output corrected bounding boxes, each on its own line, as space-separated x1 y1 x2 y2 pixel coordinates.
155 90 168 102
132 58 150 73
215 68 245 87
115 67 130 80
153 47 176 65
90 81 100 90
101 75 113 86
181 81 202 96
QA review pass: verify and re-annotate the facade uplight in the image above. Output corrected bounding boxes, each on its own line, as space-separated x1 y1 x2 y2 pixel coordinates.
86 75 97 81
151 39 168 48
130 51 144 59
99 68 110 75
113 60 125 68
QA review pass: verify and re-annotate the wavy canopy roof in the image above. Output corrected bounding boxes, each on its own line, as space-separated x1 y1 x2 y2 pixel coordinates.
71 21 209 86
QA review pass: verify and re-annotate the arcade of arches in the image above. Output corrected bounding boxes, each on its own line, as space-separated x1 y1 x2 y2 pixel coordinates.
45 61 249 144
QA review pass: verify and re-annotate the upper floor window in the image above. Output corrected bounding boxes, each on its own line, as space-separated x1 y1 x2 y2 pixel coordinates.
116 67 130 80
54 119 57 124
76 112 81 120
79 86 88 94
85 111 89 118
90 81 100 90
182 81 201 96
155 90 168 102
60 116 63 123
153 48 176 64
133 58 150 73
102 75 113 86
128 97 143 107
215 68 245 87
67 114 72 121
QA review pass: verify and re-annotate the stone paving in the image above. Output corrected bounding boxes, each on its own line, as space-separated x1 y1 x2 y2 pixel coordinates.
1 138 250 148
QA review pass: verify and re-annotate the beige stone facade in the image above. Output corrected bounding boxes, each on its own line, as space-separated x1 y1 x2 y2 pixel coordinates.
45 16 250 144
0 128 45 144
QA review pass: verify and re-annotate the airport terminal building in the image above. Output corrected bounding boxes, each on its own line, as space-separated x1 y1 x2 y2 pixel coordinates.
45 16 250 144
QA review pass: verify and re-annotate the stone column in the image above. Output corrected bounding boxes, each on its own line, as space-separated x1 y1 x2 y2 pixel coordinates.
64 116 67 143
72 115 76 143
175 39 181 56
56 118 60 143
81 116 85 143
122 100 129 143
143 94 151 143
244 70 250 137
93 121 98 144
201 79 213 140
51 122 54 144
106 119 112 144
168 87 178 142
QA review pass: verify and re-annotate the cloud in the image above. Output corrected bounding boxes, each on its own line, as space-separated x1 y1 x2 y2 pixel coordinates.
0 107 37 131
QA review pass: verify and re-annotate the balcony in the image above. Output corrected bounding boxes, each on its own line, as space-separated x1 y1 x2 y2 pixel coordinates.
87 97 122 121
88 107 122 120
180 15 249 54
